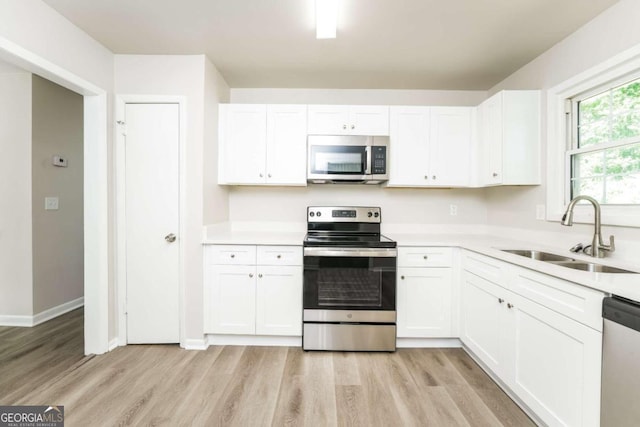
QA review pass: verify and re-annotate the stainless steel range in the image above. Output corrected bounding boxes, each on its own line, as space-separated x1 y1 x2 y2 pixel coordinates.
302 206 397 351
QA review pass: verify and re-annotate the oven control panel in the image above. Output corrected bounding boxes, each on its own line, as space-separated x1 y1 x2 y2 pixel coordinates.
308 206 381 223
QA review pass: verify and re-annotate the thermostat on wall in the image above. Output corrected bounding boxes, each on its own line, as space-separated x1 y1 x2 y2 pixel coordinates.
52 155 68 167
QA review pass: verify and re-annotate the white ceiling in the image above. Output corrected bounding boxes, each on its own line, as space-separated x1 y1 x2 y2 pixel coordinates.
43 0 619 90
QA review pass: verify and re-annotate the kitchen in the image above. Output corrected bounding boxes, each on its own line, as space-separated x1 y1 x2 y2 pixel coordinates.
1 0 640 426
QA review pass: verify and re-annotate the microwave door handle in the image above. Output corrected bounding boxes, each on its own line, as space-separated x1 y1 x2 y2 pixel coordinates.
364 146 372 175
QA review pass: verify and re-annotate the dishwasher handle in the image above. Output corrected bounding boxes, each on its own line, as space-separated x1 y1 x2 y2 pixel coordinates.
603 296 640 332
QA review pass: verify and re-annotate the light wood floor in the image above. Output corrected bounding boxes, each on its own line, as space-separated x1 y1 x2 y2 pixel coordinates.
1 310 535 426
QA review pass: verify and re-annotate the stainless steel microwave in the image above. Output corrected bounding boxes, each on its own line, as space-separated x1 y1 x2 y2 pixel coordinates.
307 135 389 184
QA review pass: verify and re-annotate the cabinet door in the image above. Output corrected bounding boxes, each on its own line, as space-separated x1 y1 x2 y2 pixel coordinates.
506 293 602 427
349 105 389 135
219 104 267 184
388 106 430 186
266 105 307 185
479 93 503 185
307 105 349 135
429 107 472 186
208 265 256 334
460 270 508 376
397 267 453 338
255 265 302 336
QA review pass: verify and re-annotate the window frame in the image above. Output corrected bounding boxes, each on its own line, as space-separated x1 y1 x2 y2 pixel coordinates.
547 44 640 227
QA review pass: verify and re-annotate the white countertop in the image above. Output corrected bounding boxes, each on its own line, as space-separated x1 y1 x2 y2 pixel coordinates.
389 232 640 302
203 225 640 301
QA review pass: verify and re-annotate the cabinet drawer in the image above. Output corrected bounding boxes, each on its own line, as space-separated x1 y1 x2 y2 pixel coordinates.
257 245 302 266
461 250 506 287
510 267 605 331
398 247 453 267
206 245 256 265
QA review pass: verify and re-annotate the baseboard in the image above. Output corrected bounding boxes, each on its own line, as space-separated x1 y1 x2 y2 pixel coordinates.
0 314 33 327
108 338 119 351
396 338 462 348
183 338 208 350
32 297 84 326
0 297 84 327
207 334 302 347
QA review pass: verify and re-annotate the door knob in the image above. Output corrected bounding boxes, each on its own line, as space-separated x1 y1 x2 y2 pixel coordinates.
165 233 176 243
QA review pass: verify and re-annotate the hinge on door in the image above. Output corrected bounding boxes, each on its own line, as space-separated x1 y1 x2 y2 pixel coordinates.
564 99 572 115
117 120 127 137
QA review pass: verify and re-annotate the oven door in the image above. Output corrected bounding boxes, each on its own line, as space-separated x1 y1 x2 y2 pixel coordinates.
303 247 396 316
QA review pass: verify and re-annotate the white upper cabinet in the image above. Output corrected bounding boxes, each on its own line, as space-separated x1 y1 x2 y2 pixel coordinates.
429 107 472 186
218 104 267 185
266 104 307 185
477 90 540 186
307 105 389 135
218 104 307 186
388 106 472 187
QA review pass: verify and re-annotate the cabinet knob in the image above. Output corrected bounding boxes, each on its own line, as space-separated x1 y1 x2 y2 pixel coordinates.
259 173 264 178
230 254 235 258
492 172 498 177
432 175 436 180
423 255 428 260
249 273 253 278
424 175 428 180
277 255 281 259
507 303 514 309
258 273 263 278
401 275 405 280
351 124 355 130
343 124 347 130
268 173 272 178
498 298 504 304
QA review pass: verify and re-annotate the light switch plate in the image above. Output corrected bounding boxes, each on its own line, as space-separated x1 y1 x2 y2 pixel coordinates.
45 197 59 210
52 156 67 167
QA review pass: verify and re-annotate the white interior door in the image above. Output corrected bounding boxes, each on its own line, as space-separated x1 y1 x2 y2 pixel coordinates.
125 103 180 343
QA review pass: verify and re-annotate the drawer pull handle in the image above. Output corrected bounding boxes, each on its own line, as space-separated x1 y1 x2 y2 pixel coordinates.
277 255 281 259
230 254 235 258
507 303 514 309
258 273 263 278
401 275 405 280
423 255 428 260
498 298 504 304
249 273 253 278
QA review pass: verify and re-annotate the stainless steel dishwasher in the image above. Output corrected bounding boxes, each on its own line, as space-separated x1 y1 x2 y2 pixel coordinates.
601 296 640 426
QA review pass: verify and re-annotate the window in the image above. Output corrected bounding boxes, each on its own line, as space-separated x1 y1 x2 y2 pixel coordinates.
569 75 640 204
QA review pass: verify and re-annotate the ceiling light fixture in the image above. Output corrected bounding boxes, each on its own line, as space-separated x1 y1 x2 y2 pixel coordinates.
316 0 338 39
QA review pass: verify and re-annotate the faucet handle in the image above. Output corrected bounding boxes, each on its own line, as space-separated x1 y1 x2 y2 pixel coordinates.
607 235 615 252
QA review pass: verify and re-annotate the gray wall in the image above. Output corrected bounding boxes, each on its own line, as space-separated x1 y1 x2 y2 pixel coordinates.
31 75 84 314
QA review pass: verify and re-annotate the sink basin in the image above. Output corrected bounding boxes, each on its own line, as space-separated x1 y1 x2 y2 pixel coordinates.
500 249 637 274
549 261 636 274
501 249 575 262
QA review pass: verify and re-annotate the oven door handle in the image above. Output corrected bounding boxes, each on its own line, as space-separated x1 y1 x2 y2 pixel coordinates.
304 247 397 257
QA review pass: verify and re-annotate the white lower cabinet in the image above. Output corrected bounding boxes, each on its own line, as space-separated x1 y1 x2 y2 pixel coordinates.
397 247 454 338
461 250 603 427
204 245 302 336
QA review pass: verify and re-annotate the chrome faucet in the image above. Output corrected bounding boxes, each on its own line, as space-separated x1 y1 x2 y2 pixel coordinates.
561 195 615 258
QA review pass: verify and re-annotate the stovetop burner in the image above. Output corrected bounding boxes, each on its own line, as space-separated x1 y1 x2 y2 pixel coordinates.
303 206 396 249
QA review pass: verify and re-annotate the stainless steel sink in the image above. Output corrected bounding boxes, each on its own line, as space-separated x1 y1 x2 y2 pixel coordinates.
500 249 637 274
501 249 575 262
549 261 636 274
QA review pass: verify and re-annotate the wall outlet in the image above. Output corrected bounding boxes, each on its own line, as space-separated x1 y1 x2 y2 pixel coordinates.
536 204 546 220
45 197 59 210
450 204 458 216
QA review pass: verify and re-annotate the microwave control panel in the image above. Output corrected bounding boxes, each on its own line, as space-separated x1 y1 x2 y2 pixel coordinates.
372 146 387 174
